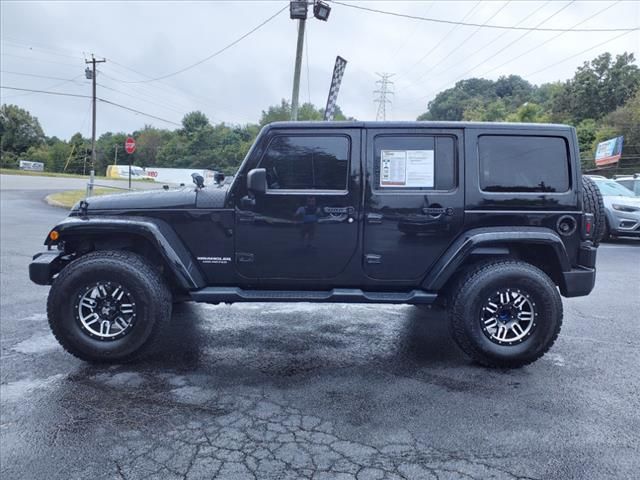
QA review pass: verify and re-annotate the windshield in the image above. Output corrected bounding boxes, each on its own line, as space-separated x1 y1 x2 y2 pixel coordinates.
593 179 635 197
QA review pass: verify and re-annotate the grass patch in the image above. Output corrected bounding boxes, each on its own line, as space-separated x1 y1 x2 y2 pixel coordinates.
0 168 108 180
46 188 123 209
0 168 153 181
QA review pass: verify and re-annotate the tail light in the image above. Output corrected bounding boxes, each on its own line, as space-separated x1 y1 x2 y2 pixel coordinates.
582 213 594 240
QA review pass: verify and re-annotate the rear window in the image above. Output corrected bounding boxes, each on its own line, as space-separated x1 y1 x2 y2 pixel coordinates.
479 135 570 193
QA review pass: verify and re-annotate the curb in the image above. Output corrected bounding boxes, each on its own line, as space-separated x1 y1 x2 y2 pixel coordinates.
44 193 72 210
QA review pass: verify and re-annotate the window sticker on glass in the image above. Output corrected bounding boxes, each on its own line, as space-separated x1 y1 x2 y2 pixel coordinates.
380 149 434 187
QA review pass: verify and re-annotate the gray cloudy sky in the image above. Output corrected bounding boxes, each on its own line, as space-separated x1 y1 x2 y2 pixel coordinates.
1 0 639 139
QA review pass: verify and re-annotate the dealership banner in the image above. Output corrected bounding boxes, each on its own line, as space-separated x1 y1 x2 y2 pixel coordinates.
595 136 624 167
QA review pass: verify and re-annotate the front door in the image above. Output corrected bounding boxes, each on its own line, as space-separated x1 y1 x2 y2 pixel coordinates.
235 128 361 282
363 128 464 282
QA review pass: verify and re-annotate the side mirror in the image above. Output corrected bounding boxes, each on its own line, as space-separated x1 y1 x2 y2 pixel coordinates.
247 168 266 195
214 172 225 185
191 173 205 189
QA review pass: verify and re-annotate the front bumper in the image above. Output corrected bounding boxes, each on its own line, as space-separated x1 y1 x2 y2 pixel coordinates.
608 209 640 237
29 251 64 285
559 243 597 297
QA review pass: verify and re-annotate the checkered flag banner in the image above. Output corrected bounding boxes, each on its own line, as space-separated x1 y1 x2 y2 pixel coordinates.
324 56 348 121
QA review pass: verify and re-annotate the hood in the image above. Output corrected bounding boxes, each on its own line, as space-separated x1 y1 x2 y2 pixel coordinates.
602 195 640 209
71 187 197 212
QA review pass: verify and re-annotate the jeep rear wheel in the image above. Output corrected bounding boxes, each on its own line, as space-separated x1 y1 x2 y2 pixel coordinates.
47 250 172 363
449 261 562 368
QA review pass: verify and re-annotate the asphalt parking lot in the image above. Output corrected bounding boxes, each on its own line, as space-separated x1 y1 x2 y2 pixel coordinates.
1 173 639 480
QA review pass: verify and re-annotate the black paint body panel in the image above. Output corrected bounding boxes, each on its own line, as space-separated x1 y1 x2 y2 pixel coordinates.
35 121 596 299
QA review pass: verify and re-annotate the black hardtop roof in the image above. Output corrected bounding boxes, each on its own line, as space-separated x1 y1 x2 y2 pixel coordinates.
265 120 573 131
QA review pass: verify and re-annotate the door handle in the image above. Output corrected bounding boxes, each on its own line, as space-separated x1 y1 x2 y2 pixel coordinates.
323 206 355 215
422 206 454 217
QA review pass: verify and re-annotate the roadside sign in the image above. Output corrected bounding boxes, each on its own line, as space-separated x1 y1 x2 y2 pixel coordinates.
595 136 624 167
125 137 136 154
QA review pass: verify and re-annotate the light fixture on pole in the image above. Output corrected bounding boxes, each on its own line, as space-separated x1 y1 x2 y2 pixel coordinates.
289 1 332 121
313 1 331 21
289 0 308 19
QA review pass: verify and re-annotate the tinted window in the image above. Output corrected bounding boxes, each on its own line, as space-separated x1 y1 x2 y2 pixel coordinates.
373 135 456 190
479 135 569 192
260 135 349 190
594 179 635 197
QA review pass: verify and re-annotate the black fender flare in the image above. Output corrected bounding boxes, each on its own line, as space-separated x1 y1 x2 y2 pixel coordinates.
46 216 206 290
421 227 571 291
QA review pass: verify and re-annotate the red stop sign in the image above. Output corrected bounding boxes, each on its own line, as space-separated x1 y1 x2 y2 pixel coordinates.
125 137 136 154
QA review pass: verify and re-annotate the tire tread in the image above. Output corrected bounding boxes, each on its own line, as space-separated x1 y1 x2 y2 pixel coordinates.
448 260 563 368
47 250 171 363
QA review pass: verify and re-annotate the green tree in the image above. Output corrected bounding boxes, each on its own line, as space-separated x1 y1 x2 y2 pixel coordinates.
0 104 45 158
96 131 127 175
576 119 597 158
133 126 171 167
259 100 348 126
506 102 549 123
552 52 640 123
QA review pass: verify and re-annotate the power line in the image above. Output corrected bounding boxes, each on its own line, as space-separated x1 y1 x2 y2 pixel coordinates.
396 1 481 79
388 1 436 69
402 1 512 87
478 0 621 77
1 70 83 82
96 83 186 116
328 0 639 32
0 86 181 126
1 40 84 61
97 69 202 114
427 1 551 82
117 4 288 83
526 29 637 77
1 86 92 99
449 1 576 87
0 73 85 100
397 0 576 108
1 53 83 68
98 98 182 126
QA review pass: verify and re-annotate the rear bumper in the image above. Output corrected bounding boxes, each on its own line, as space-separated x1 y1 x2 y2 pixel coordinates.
560 243 597 297
29 251 64 285
560 267 596 297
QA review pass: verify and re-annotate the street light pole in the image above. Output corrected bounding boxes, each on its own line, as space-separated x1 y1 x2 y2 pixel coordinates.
289 1 331 121
290 18 306 121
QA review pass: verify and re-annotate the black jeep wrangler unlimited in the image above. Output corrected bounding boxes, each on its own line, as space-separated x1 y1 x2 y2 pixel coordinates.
30 121 604 368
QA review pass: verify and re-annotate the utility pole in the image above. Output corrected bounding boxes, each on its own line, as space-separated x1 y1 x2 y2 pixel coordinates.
85 54 105 195
374 72 394 121
289 1 332 121
114 143 119 165
291 18 306 121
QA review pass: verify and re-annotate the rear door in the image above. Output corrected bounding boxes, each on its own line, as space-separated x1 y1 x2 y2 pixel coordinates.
363 127 464 281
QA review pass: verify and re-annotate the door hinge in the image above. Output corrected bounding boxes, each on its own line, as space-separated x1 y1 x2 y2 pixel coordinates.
365 253 382 264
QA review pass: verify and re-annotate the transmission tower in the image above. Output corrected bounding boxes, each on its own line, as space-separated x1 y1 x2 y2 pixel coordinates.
374 72 394 121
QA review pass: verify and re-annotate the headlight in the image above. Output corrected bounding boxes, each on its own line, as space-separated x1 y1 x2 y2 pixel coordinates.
612 204 640 213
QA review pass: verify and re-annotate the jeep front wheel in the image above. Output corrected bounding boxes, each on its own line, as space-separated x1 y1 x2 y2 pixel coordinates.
47 250 172 363
449 261 562 368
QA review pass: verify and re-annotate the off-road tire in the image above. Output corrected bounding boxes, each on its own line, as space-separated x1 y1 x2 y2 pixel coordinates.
47 250 172 363
582 176 605 246
449 260 562 368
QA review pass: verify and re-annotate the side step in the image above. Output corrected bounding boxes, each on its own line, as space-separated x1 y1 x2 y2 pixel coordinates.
189 287 437 305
